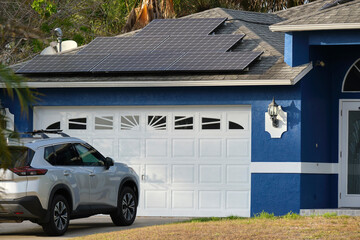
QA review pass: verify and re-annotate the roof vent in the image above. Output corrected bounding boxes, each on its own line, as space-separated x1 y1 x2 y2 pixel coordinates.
319 0 353 11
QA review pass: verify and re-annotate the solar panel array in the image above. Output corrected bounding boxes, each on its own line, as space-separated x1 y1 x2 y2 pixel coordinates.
16 18 263 75
151 35 244 53
92 52 185 72
77 36 168 55
135 18 227 36
168 52 263 72
16 55 108 74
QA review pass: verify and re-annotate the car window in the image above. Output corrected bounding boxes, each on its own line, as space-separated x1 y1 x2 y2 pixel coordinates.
54 143 82 166
44 146 56 165
74 143 104 166
4 147 34 168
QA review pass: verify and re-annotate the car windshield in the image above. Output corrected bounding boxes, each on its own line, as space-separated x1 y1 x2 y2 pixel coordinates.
0 147 35 168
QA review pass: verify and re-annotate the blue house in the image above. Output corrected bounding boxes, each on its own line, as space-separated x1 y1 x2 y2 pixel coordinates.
2 0 360 217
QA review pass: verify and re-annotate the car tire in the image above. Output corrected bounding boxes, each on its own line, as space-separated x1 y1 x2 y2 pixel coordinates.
110 187 137 226
42 195 70 236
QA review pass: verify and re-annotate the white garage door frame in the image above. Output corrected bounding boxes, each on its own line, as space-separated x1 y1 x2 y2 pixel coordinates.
34 105 251 217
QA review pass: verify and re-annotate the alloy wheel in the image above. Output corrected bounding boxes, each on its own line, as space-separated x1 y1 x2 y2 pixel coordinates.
122 193 135 221
54 201 68 231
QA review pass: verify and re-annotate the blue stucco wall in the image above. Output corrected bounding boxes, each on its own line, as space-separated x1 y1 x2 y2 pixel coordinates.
300 174 338 209
251 173 300 216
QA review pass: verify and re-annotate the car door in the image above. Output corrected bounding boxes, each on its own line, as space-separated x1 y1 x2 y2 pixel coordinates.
73 143 117 207
51 143 91 206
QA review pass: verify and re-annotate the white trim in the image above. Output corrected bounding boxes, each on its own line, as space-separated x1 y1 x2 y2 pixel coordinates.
341 58 360 93
7 79 296 88
293 62 313 85
250 162 338 174
270 23 360 32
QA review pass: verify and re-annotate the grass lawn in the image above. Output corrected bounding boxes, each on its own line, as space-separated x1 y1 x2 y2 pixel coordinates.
73 213 360 240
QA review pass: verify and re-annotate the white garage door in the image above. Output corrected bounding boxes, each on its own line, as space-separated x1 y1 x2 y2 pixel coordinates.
34 105 251 217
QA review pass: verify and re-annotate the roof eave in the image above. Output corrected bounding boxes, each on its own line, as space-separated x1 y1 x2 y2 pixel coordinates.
18 79 293 88
270 23 360 32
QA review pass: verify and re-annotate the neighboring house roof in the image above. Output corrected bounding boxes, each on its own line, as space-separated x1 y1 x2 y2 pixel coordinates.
271 0 360 32
12 8 311 88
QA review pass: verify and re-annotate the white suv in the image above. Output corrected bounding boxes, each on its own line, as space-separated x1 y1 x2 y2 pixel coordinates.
0 130 140 236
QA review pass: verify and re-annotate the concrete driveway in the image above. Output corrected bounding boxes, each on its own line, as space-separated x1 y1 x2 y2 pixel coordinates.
0 216 190 240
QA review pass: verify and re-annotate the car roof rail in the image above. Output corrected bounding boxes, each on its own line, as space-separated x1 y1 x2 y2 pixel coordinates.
17 130 70 139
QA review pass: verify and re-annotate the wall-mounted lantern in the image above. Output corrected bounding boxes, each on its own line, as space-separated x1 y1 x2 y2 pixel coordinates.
265 97 287 138
268 97 279 127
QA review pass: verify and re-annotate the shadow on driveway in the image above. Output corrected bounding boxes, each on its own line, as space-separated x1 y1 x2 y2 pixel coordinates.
0 216 190 239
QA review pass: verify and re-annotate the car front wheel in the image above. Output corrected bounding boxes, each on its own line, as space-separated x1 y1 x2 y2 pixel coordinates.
42 195 70 236
110 187 137 226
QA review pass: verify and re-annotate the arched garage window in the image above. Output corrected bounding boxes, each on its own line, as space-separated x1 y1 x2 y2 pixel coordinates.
343 59 360 92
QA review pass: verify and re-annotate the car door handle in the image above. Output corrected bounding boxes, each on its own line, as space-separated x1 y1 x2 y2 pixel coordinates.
63 170 70 176
89 172 96 177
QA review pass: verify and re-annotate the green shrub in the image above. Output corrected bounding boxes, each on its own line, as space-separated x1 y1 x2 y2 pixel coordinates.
323 212 337 218
283 211 302 219
253 211 275 219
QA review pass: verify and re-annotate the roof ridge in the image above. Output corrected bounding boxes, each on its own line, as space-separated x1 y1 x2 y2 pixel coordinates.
273 0 360 26
273 0 329 14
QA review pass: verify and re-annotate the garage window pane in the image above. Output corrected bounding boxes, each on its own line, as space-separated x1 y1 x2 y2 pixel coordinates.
229 121 244 129
46 121 60 130
121 115 140 130
95 116 113 130
69 118 87 130
202 117 220 130
148 115 166 130
175 116 193 130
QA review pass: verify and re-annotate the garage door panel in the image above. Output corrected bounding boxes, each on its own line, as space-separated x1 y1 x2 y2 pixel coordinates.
172 165 195 183
226 139 250 158
145 190 167 208
145 139 168 157
34 105 251 217
145 164 167 183
199 191 222 209
172 191 195 209
226 165 250 184
119 139 141 157
199 165 222 184
226 191 249 209
172 139 195 157
199 139 222 157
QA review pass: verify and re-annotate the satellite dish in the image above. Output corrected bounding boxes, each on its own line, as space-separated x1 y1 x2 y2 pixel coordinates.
40 40 78 55
40 46 57 55
60 40 78 52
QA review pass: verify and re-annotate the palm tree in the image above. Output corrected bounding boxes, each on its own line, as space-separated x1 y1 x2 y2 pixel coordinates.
0 64 37 169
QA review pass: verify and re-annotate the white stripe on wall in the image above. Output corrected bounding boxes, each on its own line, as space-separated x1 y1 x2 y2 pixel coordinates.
250 162 339 174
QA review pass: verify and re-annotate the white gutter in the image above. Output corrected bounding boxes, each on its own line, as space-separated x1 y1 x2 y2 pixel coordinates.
270 23 360 32
17 79 294 88
292 62 313 85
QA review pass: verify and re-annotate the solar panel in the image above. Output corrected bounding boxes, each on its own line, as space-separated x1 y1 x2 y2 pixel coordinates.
77 36 169 55
92 52 185 72
167 52 263 72
135 18 227 36
16 55 108 74
152 35 244 53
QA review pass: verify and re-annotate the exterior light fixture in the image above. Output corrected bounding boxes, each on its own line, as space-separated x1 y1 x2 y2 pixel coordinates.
268 97 279 128
265 97 287 138
0 100 7 129
54 28 63 52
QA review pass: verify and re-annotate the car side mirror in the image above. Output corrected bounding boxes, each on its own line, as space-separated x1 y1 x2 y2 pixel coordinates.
104 157 114 170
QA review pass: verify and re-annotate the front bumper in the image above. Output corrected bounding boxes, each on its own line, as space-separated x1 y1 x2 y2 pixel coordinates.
0 196 47 221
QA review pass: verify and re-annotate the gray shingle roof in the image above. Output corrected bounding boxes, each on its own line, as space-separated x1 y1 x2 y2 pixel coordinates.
13 7 311 87
273 0 332 20
271 0 360 31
